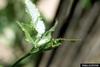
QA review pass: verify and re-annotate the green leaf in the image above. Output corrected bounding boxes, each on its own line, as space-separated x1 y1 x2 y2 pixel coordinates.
17 21 36 45
17 0 62 53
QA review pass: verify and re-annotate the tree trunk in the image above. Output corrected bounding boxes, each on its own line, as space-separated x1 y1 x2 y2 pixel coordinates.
37 0 100 67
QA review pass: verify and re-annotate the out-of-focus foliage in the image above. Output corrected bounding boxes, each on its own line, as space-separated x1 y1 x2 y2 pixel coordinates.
0 65 3 67
81 0 92 9
0 0 39 66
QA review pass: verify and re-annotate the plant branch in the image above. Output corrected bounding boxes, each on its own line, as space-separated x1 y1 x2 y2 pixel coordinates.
11 52 31 67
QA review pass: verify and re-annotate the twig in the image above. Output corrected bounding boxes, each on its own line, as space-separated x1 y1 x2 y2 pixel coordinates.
11 52 31 67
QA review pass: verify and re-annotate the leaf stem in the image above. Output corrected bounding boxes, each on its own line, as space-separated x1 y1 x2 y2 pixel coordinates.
11 52 31 67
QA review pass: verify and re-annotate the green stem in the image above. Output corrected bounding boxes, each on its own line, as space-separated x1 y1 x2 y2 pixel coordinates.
11 52 31 67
